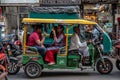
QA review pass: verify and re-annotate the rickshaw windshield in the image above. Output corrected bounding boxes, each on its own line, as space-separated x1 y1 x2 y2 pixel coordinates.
76 24 102 42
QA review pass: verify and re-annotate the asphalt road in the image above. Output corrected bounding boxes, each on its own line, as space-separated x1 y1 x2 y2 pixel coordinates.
8 58 120 80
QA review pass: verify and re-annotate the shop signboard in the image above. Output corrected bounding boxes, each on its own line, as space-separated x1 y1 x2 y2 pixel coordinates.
0 0 40 6
98 12 112 21
0 0 39 3
82 0 118 3
41 0 81 6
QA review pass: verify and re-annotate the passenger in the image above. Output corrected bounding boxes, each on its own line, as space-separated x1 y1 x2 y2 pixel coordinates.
27 24 46 59
69 26 90 63
45 25 66 65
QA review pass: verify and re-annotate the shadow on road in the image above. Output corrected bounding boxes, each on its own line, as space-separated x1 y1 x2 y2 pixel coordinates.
8 69 120 79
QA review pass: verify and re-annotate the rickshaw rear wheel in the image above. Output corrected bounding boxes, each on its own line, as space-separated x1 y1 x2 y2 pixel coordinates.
116 59 120 70
24 61 42 78
96 58 113 74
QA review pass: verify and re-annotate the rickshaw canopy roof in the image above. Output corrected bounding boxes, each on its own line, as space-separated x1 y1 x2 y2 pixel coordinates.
22 18 97 25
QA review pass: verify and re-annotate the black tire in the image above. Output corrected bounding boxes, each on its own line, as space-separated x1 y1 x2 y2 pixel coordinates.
116 59 120 70
24 61 42 78
8 59 20 75
96 58 113 74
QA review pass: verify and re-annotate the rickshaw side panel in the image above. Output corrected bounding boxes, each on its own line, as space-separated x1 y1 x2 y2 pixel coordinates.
67 55 80 67
57 56 67 66
22 54 44 65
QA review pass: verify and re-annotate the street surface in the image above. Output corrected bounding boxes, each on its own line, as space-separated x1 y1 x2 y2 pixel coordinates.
8 58 120 80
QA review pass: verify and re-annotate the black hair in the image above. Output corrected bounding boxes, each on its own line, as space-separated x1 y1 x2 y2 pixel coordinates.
73 26 79 32
49 26 57 38
58 25 64 32
32 24 43 31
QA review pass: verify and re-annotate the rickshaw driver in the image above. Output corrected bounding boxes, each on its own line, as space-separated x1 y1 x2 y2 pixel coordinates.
69 26 90 63
27 24 47 59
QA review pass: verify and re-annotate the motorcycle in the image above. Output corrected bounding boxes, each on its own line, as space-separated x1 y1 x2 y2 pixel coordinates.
1 35 22 75
6 42 22 75
112 39 120 70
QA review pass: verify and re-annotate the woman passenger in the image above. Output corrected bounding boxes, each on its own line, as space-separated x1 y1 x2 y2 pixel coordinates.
45 25 66 65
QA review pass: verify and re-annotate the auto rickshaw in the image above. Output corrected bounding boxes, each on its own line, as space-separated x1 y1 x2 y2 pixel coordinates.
22 18 113 78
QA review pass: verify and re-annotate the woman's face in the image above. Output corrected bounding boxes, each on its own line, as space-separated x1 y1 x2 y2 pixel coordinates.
57 26 62 33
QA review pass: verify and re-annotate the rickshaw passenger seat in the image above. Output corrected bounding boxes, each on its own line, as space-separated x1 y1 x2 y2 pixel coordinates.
25 47 38 54
58 46 66 55
27 47 38 52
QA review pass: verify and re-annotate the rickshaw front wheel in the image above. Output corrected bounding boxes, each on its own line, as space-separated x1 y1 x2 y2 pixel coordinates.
96 58 113 74
24 61 42 78
116 59 120 70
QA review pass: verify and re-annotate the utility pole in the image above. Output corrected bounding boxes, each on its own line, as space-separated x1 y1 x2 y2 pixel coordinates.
17 6 20 37
112 3 117 33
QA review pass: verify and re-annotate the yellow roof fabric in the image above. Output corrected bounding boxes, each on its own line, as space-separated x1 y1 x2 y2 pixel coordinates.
22 18 97 25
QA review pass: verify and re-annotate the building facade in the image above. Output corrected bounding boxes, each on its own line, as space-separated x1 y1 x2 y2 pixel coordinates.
0 0 119 34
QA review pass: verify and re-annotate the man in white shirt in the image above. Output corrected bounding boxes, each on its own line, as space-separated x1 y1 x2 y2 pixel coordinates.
70 26 90 57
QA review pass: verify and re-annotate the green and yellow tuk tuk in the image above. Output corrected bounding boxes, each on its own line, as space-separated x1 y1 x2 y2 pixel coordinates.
22 18 113 78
